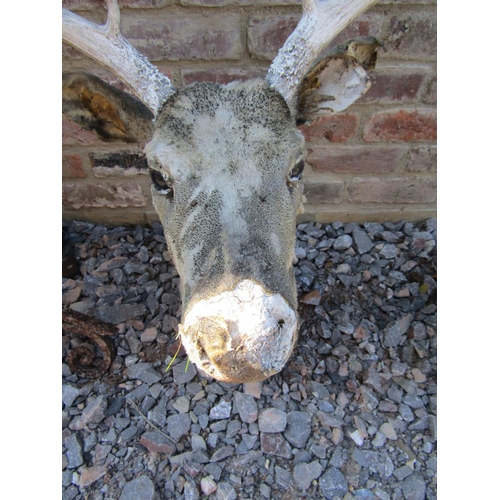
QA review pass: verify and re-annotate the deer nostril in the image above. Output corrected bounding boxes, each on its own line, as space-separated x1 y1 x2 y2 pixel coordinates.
277 319 285 328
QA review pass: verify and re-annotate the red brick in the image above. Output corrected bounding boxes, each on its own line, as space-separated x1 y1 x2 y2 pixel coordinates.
247 15 300 60
306 145 404 174
303 181 344 205
405 146 437 172
300 115 358 143
181 67 266 86
347 177 436 204
181 0 301 4
422 76 437 105
63 154 87 179
62 42 86 60
358 73 425 104
62 0 172 10
62 182 147 209
363 109 437 142
62 117 103 146
247 11 382 61
384 10 437 60
123 13 242 61
327 11 383 47
379 0 435 3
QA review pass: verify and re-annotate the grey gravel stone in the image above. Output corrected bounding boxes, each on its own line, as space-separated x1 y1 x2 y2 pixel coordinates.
200 476 217 495
172 395 190 414
216 481 237 500
139 431 175 454
95 303 147 324
383 313 413 347
145 396 167 427
284 419 311 448
275 465 293 489
293 460 323 490
319 467 348 499
258 408 287 433
293 449 312 465
62 384 80 407
126 363 162 384
378 454 395 479
210 445 234 462
191 434 207 451
233 391 258 423
125 329 142 354
119 476 159 500
295 246 307 259
371 432 386 447
354 489 376 499
166 413 191 441
317 411 343 428
64 434 83 469
394 465 414 481
334 234 353 250
402 472 427 500
184 479 199 500
172 361 197 385
404 394 424 409
352 449 379 468
81 394 108 424
62 485 79 500
353 229 374 254
380 422 398 441
260 432 292 458
209 400 232 420
379 244 398 259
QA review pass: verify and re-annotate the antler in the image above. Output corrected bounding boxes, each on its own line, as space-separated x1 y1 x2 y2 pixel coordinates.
62 0 175 116
267 0 378 111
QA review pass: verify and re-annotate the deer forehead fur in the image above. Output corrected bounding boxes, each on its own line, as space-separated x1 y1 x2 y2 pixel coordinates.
146 80 304 316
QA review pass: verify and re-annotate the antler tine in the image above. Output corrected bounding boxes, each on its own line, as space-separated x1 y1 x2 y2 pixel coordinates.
104 0 121 38
267 0 378 113
62 0 175 116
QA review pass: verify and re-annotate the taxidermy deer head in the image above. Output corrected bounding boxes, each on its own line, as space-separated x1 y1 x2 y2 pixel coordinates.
63 0 379 382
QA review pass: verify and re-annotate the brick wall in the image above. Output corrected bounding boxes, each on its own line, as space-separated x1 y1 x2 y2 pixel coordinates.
62 0 437 225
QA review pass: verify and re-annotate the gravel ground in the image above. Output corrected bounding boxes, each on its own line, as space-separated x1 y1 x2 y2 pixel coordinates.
62 218 437 500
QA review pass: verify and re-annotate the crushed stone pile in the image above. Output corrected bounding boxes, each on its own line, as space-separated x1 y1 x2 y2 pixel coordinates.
62 218 437 500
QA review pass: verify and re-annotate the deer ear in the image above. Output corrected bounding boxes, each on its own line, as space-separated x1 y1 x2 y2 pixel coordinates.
62 72 154 143
296 37 380 125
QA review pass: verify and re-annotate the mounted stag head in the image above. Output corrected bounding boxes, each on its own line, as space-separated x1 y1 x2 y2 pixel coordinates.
63 0 379 383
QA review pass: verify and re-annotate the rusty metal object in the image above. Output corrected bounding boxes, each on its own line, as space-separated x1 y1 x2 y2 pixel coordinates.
63 308 117 378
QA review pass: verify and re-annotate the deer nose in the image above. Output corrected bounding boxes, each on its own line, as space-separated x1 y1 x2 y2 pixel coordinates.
179 280 297 383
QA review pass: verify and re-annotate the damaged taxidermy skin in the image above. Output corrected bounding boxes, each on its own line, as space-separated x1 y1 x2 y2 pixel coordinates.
146 80 305 383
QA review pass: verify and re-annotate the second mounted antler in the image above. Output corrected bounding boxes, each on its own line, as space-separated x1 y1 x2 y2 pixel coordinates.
267 0 378 113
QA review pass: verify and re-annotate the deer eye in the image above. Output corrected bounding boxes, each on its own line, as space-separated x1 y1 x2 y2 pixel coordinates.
288 159 304 183
149 169 172 195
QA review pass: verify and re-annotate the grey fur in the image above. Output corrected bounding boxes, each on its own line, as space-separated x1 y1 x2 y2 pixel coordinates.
146 79 305 318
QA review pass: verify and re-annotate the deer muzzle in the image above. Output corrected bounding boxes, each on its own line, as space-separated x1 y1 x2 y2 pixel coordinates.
179 280 297 383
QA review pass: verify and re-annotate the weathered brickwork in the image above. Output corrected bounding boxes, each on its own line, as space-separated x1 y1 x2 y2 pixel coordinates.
306 146 405 174
363 109 437 142
123 13 243 61
299 115 359 144
63 154 88 179
62 182 148 209
62 0 437 224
